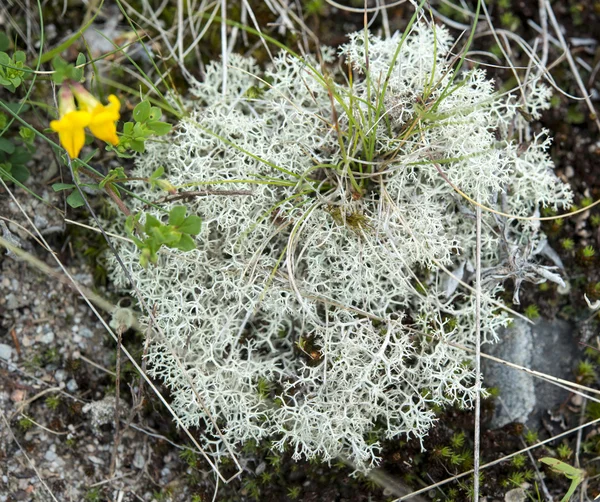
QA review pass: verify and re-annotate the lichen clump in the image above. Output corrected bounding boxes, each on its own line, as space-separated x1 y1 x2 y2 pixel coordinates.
109 23 571 466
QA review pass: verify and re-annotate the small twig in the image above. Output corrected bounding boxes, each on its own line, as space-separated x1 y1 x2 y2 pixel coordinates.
9 328 21 359
18 413 71 436
110 325 125 476
79 354 117 377
158 189 254 204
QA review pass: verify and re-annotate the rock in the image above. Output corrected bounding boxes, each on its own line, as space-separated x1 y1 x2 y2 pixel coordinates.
483 318 577 429
44 448 58 462
133 449 145 469
54 369 67 383
255 461 266 476
10 389 26 403
39 330 55 344
505 487 527 502
89 456 104 465
33 214 48 231
0 344 12 362
79 327 94 339
66 379 79 392
483 320 535 427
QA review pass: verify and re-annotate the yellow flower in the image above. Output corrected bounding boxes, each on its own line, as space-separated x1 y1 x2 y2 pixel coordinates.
72 83 120 146
88 94 120 146
50 86 91 159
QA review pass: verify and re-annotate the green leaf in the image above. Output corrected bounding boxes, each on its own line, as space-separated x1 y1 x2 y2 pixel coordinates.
0 33 9 52
10 146 31 165
73 53 86 81
1 101 29 115
147 121 172 135
175 234 196 252
133 100 151 123
539 457 585 502
168 206 187 226
150 166 165 179
52 182 76 191
51 55 68 69
13 51 25 64
149 107 162 121
0 137 15 154
178 215 201 235
144 214 161 233
10 164 29 183
66 190 86 208
130 139 145 153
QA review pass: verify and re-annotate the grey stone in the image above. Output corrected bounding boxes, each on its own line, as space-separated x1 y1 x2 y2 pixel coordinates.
483 318 577 429
54 369 67 383
133 450 145 469
0 344 12 362
483 320 535 428
504 487 527 502
66 379 79 392
40 330 55 344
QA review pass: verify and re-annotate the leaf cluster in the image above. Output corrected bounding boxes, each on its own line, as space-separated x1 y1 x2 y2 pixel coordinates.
0 32 27 92
110 100 172 156
0 106 33 183
125 206 201 268
51 54 85 84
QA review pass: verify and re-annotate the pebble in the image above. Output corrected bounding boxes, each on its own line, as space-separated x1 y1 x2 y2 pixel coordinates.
5 293 19 310
33 214 48 230
10 389 26 403
255 461 266 476
505 487 527 502
565 165 575 178
79 327 94 339
133 450 145 469
89 456 104 465
66 379 79 392
40 330 55 344
0 344 12 361
44 448 58 463
54 369 67 383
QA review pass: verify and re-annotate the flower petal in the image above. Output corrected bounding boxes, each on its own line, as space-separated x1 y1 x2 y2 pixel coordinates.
50 111 91 158
89 95 120 145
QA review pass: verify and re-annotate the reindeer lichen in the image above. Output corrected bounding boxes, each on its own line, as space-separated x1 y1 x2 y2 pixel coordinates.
107 22 571 467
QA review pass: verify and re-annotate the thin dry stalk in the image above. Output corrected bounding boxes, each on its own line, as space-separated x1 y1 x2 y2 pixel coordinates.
473 205 482 501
